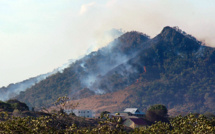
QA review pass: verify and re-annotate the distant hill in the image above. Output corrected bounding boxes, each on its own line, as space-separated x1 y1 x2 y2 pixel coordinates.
0 73 53 101
0 61 74 101
15 26 215 114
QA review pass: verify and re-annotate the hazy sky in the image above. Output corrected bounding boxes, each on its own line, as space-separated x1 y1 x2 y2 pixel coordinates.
0 0 215 87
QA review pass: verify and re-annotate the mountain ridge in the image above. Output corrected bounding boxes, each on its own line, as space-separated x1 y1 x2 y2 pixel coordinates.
14 30 150 107
14 26 215 114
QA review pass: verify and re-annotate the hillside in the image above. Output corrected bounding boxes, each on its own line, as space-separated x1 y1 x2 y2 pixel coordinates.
56 26 215 115
14 31 150 108
0 29 123 102
15 26 215 114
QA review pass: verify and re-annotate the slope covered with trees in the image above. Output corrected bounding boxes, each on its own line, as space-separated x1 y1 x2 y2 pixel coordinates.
15 26 215 114
117 27 215 113
14 31 150 108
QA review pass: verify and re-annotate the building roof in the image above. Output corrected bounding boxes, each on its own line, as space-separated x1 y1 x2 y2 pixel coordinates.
128 118 148 126
124 108 145 114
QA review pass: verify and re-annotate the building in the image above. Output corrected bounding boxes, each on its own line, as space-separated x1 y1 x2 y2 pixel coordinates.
123 118 149 128
64 109 94 118
111 108 145 118
123 108 145 117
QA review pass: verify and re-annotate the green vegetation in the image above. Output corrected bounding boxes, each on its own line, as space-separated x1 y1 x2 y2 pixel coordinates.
0 99 215 133
135 114 215 133
146 104 169 123
100 111 110 119
147 104 168 117
0 99 29 112
124 41 215 113
0 107 215 133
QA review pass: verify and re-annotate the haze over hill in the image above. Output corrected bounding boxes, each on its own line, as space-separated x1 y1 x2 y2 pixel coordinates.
12 26 215 115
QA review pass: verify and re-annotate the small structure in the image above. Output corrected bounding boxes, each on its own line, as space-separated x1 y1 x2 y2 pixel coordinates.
123 108 145 117
123 118 148 128
110 112 137 119
110 108 145 119
64 109 94 118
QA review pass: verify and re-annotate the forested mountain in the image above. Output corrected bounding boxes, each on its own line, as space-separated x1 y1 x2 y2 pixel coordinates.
14 31 150 107
15 26 215 114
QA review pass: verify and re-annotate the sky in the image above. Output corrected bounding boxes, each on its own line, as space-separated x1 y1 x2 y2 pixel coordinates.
0 0 215 87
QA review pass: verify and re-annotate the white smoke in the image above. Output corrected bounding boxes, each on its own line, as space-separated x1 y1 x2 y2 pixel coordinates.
1 0 215 88
76 29 125 94
0 29 123 100
76 31 148 94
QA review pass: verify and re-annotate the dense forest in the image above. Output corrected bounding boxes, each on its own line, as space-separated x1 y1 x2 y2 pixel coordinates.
14 26 215 114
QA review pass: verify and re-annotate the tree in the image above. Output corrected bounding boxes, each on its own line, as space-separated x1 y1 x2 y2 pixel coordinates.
54 96 79 114
100 111 110 119
147 104 168 116
146 104 168 123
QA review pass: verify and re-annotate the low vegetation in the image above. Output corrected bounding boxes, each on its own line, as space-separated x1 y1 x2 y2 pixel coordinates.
0 100 215 133
0 110 215 133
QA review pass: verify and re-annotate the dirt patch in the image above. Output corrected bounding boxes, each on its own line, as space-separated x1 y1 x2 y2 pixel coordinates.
49 90 130 115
